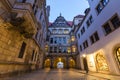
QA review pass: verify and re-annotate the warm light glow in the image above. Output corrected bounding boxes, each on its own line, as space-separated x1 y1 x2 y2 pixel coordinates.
47 59 50 61
59 58 61 62
72 46 76 52
70 59 73 61
71 36 75 42
82 54 86 58
67 47 71 53
45 45 48 51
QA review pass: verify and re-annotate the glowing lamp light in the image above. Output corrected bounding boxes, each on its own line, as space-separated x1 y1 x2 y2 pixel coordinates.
82 54 86 58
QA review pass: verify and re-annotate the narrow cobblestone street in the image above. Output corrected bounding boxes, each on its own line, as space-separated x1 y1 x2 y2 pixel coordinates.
0 69 112 80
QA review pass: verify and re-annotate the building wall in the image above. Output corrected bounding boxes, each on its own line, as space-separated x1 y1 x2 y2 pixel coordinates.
76 0 120 75
0 0 47 76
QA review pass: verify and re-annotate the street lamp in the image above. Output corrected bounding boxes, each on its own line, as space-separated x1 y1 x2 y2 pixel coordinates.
82 54 86 58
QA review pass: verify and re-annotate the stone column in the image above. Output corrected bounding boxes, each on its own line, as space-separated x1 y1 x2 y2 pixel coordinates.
50 57 54 69
66 57 69 69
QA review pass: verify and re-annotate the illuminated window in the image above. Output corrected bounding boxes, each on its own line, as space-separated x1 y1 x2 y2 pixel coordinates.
72 46 76 53
67 47 71 53
115 47 120 69
96 53 109 71
64 29 69 34
71 36 75 42
45 45 48 52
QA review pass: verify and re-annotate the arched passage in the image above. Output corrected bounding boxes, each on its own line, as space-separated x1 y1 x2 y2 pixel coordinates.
69 58 76 68
44 59 51 68
57 62 64 68
53 58 66 68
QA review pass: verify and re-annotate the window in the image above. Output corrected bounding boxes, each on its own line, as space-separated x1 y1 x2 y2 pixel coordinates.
63 37 66 44
78 33 80 38
63 47 67 53
96 0 109 14
103 23 112 35
115 47 120 69
34 52 37 61
81 27 85 35
67 47 71 53
96 53 109 71
32 0 37 9
102 14 120 35
80 45 82 52
31 50 35 61
86 15 93 27
83 40 88 49
72 46 76 53
96 4 103 14
22 0 26 3
58 37 62 44
59 29 63 34
50 38 53 44
59 47 62 53
54 37 57 44
86 20 90 27
71 36 75 42
111 15 120 29
101 0 109 6
89 16 93 23
64 29 69 34
54 47 57 53
49 47 53 53
52 29 57 34
90 32 99 44
18 42 26 58
34 6 38 15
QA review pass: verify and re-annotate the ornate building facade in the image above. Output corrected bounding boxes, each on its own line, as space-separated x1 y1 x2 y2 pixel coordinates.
0 0 49 76
76 0 120 75
44 14 77 69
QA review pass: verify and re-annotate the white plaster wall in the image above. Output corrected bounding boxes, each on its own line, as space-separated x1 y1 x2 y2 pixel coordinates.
77 0 120 74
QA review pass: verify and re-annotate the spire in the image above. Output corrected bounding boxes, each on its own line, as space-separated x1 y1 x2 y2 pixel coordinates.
60 13 62 16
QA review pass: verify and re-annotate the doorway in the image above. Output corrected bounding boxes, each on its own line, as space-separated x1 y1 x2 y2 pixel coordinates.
44 59 51 68
57 62 64 68
53 58 66 68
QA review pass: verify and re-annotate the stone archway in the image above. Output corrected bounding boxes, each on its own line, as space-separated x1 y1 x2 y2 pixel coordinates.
53 57 66 68
44 59 51 68
69 58 76 68
57 62 64 68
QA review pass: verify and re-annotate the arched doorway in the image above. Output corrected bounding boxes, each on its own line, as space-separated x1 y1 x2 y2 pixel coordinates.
69 58 75 68
57 62 64 68
44 59 51 68
53 58 66 68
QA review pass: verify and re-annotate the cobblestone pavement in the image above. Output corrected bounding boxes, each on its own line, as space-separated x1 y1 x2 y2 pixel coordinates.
0 69 109 80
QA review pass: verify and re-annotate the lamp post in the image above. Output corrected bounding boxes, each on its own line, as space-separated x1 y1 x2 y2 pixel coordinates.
82 54 88 74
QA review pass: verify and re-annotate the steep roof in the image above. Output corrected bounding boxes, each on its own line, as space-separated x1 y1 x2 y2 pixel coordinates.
49 14 72 27
74 14 84 18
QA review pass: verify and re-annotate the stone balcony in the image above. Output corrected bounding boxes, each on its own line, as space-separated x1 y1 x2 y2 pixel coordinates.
8 3 37 38
14 2 33 13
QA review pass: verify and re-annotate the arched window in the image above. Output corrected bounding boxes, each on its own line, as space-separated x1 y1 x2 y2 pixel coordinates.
115 47 120 69
96 53 109 71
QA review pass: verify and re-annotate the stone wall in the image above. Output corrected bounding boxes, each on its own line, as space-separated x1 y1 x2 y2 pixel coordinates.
0 21 43 76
